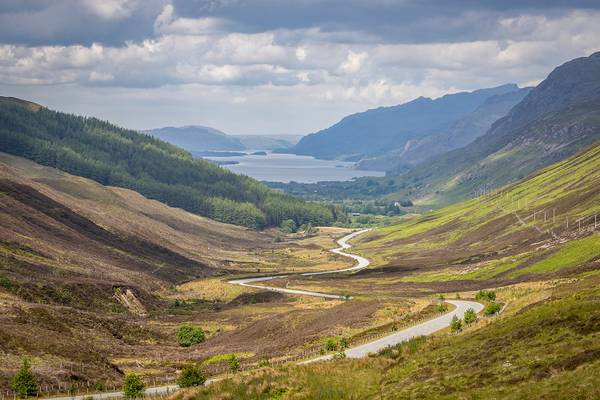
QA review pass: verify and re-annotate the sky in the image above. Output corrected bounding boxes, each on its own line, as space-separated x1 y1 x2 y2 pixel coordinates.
1 1 599 135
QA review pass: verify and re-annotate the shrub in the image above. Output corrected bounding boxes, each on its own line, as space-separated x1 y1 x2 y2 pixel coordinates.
463 308 477 325
450 315 462 332
484 302 502 316
475 290 496 302
279 219 297 233
324 337 338 352
339 337 349 350
12 359 37 398
176 325 205 347
332 351 347 360
177 364 206 388
228 354 239 372
437 303 448 312
122 374 145 399
0 274 12 289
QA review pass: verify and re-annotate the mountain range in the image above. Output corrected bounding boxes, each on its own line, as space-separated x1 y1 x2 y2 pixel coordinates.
286 84 525 167
390 50 600 204
145 126 298 153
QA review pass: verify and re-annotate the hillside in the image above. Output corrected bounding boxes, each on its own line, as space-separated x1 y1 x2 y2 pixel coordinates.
0 97 334 228
146 126 246 152
1 152 382 391
357 87 531 172
386 51 600 205
286 84 519 161
188 134 600 400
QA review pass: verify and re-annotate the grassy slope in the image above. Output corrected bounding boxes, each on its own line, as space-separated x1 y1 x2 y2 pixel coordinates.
190 274 600 399
0 153 277 387
186 141 600 400
353 139 600 282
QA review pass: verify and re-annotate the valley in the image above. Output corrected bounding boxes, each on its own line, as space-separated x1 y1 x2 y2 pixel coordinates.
1 8 600 398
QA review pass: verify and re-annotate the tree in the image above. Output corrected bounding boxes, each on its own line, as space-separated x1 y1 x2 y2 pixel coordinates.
177 364 206 388
123 374 145 399
339 337 349 350
475 290 496 302
324 337 338 352
450 315 462 332
176 325 206 347
228 354 240 373
279 219 297 233
463 308 477 325
12 359 37 398
484 302 501 316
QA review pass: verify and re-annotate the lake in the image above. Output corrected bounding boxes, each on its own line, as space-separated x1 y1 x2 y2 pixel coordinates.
203 152 385 183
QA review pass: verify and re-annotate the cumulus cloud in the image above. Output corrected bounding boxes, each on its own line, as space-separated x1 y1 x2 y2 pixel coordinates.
338 51 368 74
0 2 599 133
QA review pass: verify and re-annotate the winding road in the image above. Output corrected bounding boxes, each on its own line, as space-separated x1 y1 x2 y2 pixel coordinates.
46 229 483 399
229 229 483 363
228 228 371 299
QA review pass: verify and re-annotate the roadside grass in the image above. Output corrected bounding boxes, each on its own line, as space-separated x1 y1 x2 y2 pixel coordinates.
179 274 600 399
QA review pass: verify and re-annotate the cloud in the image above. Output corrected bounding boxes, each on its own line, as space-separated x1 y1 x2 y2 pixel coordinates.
338 50 368 74
81 0 139 19
0 2 599 133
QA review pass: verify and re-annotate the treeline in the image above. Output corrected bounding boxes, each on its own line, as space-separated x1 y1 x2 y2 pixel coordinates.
0 99 336 229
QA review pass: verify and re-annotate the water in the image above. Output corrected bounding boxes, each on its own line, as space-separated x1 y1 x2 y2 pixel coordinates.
203 152 385 183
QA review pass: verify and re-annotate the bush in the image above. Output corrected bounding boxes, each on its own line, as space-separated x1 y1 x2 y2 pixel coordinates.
463 308 477 325
279 219 297 233
177 364 206 387
228 354 239 372
176 325 205 347
324 337 338 352
332 351 347 360
122 374 145 399
12 359 37 398
475 290 496 302
450 315 462 332
0 274 12 289
484 302 502 316
437 303 448 312
339 337 349 350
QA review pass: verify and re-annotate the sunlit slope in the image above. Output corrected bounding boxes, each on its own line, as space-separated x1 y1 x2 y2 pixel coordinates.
356 139 600 280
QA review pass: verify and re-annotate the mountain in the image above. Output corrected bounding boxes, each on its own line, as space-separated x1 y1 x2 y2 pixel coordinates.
286 84 520 161
145 125 246 151
0 97 335 228
234 135 301 151
356 87 531 172
388 51 600 205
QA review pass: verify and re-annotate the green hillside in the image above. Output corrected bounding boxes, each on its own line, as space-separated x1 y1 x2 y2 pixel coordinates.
0 97 334 229
186 133 600 400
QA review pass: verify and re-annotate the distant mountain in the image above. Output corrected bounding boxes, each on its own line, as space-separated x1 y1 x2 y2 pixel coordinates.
389 51 600 204
234 135 301 151
286 84 520 161
357 87 531 172
145 125 246 151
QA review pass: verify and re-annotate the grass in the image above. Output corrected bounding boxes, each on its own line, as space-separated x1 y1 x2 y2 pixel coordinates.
510 234 600 278
178 273 600 399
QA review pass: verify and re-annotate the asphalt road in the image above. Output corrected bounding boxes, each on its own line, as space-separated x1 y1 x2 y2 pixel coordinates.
298 299 484 363
228 229 371 299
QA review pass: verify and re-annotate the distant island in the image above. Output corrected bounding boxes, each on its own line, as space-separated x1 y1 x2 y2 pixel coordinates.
251 151 268 156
